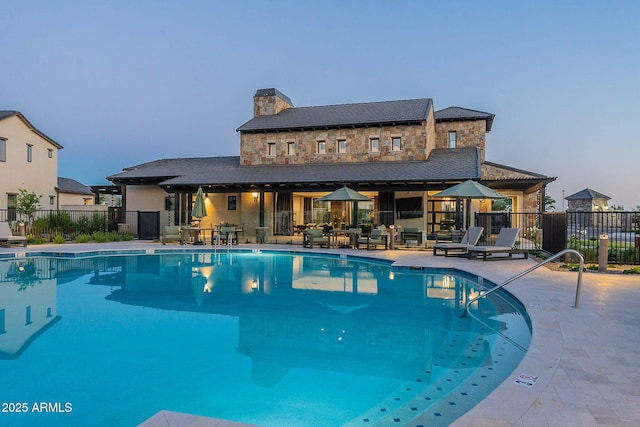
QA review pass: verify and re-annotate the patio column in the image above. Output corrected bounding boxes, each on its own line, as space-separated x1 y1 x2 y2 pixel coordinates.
259 191 264 227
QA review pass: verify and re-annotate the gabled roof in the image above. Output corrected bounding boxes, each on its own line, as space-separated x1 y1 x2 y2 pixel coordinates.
565 188 610 200
0 110 64 149
108 148 482 191
236 98 433 133
57 177 94 195
435 106 495 131
481 161 556 192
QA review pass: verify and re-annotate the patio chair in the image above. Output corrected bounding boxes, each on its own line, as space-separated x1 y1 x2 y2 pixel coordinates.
0 222 27 247
401 227 423 246
433 226 483 256
303 228 329 248
161 225 182 245
219 226 238 245
356 228 388 250
467 227 527 260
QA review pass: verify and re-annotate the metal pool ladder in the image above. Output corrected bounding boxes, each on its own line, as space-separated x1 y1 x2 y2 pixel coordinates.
462 248 585 317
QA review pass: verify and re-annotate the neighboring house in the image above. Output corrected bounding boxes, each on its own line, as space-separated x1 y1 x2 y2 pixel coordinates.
56 177 95 208
566 188 611 229
108 88 555 238
565 188 610 212
0 111 63 219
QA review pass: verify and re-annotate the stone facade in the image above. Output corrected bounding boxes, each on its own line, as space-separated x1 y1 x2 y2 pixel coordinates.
240 120 434 166
241 90 437 166
435 120 487 161
253 90 293 117
567 198 609 212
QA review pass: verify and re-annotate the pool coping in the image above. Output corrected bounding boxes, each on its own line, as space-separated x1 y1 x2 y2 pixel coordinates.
2 241 639 427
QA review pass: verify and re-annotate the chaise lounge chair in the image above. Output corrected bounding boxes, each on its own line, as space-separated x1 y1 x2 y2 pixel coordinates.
433 226 484 256
0 222 27 247
467 227 527 261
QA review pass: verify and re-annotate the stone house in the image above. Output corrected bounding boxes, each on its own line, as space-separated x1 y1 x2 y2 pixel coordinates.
108 88 555 239
566 188 612 229
565 188 610 212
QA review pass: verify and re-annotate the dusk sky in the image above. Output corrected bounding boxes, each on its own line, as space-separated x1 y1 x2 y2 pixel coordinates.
3 1 639 209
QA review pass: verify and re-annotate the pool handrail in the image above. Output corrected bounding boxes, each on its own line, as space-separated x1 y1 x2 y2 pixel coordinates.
462 248 584 317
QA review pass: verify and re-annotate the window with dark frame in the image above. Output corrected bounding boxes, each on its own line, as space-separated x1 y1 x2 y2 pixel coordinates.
337 139 346 153
267 142 276 156
48 149 53 158
0 138 6 162
7 194 17 221
27 144 33 162
287 141 295 155
228 195 237 210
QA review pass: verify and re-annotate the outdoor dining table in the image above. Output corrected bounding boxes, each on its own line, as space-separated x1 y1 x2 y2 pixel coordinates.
328 229 361 249
181 227 220 245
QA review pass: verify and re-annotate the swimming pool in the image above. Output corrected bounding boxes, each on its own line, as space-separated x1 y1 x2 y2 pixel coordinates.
0 250 531 426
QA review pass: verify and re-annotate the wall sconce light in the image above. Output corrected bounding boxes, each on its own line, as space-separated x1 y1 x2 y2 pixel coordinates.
251 279 258 291
252 192 259 203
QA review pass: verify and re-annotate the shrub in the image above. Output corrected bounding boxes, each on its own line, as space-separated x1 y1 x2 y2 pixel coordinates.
44 211 73 234
52 234 66 244
623 266 640 274
74 234 92 243
27 236 48 245
107 232 123 242
92 231 109 243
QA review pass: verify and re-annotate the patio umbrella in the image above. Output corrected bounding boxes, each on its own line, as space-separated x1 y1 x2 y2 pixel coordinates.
432 180 507 200
192 186 207 222
317 186 372 228
316 186 373 202
191 187 207 243
432 180 506 229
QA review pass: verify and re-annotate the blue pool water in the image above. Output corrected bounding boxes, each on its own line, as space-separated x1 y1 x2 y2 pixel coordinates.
0 251 531 427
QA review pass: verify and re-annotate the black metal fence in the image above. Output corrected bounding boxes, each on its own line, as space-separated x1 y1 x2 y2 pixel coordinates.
475 212 542 250
475 211 640 264
0 209 139 241
3 207 639 264
565 210 640 264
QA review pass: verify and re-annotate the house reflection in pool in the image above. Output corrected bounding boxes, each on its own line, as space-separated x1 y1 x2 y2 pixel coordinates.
0 259 60 359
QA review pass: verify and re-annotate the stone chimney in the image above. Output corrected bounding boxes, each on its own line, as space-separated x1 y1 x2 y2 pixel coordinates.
253 88 293 117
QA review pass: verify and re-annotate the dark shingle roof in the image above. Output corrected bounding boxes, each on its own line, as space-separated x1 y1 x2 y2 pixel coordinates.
108 148 481 189
236 98 433 133
483 161 554 180
0 110 19 121
57 177 93 195
435 106 495 131
565 188 610 200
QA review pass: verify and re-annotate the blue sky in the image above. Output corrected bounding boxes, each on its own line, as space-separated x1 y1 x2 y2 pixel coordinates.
3 1 639 209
